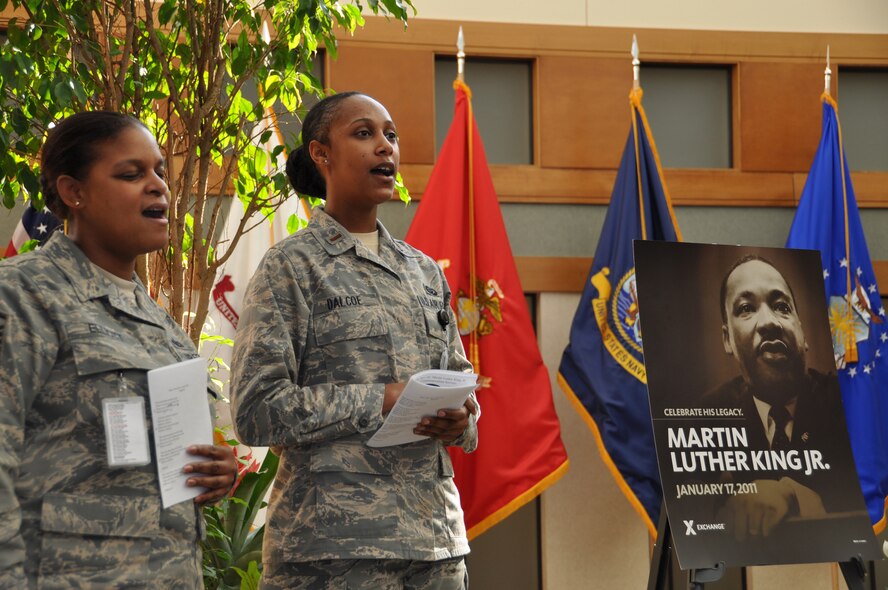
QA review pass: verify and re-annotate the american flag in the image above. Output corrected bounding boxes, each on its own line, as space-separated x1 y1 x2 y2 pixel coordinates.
3 205 63 258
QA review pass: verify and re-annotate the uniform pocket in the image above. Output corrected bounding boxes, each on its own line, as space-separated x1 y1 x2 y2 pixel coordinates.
312 306 391 383
39 493 159 576
41 492 161 538
423 309 449 368
68 324 156 376
310 443 400 538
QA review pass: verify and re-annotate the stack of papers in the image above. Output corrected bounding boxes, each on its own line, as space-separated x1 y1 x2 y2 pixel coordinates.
367 370 478 448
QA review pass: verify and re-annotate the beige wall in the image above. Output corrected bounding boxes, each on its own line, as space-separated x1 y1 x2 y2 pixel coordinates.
538 293 651 588
410 0 888 34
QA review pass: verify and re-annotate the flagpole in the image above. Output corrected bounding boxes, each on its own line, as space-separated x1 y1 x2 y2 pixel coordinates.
631 34 640 92
457 27 480 372
457 26 465 83
822 45 858 363
630 35 647 240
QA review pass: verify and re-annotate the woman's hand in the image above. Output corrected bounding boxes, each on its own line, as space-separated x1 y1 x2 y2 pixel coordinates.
183 444 239 504
383 382 406 415
414 398 478 443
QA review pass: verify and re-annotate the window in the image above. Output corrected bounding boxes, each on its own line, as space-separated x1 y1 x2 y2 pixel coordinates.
640 65 733 169
435 57 533 165
839 68 888 172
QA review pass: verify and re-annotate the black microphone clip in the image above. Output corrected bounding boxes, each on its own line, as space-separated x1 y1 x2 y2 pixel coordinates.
437 308 450 329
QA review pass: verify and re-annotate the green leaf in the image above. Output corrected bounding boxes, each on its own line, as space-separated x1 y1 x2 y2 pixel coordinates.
70 80 89 104
286 212 306 235
181 212 194 253
53 80 73 105
18 238 40 253
395 172 411 204
19 167 40 197
157 1 176 25
1 191 14 210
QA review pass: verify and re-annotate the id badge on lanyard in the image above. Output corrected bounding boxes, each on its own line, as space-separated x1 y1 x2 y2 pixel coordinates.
102 373 151 467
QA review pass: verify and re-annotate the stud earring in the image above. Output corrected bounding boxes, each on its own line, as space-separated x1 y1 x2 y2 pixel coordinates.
324 159 329 165
75 201 81 206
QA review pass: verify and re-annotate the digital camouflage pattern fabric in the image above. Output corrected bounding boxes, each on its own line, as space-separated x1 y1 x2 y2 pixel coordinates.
262 556 468 590
0 233 205 589
230 208 478 565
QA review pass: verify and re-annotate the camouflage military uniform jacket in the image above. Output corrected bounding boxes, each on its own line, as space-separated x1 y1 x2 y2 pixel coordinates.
230 208 478 564
0 233 205 589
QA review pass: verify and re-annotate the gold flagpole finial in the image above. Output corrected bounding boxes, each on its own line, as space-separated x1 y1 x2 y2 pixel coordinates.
457 26 466 82
631 34 640 90
824 45 832 95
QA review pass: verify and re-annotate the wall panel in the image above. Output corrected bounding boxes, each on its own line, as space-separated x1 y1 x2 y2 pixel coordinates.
738 62 824 172
327 47 436 165
538 56 631 169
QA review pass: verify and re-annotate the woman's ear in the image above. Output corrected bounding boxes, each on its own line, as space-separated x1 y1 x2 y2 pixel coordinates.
56 175 83 210
308 139 329 167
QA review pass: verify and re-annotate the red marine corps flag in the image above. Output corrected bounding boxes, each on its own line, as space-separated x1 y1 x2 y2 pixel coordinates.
405 78 569 538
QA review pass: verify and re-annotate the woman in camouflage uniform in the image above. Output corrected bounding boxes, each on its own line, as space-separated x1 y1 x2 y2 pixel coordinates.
0 112 237 589
230 92 480 589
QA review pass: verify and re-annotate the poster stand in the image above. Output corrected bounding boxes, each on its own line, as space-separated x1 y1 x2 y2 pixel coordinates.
646 508 724 590
838 555 867 590
646 504 869 590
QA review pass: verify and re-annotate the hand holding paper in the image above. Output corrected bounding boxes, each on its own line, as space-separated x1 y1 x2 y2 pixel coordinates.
368 370 478 448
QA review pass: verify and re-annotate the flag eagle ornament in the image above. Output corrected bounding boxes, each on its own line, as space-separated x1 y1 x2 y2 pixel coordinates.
557 87 682 536
785 92 888 535
405 79 569 539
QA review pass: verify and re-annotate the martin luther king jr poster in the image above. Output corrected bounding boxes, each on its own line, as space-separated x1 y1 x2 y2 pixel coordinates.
634 240 878 569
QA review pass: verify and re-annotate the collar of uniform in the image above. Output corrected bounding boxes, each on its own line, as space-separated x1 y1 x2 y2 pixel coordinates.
43 232 123 303
42 233 164 326
310 207 420 260
379 221 422 259
309 208 356 256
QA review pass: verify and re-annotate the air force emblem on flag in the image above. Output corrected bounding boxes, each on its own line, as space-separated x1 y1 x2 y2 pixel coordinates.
828 275 884 369
590 267 646 383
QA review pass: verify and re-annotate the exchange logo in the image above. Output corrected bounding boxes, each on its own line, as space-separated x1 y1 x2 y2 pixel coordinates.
684 520 726 535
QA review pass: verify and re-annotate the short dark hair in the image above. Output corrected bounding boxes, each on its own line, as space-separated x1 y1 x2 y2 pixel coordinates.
284 91 366 199
719 254 798 324
40 111 148 219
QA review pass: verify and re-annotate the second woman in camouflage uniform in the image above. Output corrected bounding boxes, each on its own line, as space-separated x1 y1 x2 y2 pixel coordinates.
0 112 238 589
230 92 479 589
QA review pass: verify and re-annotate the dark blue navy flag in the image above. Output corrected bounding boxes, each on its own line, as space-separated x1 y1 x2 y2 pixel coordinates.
4 204 63 258
558 88 682 536
786 94 888 534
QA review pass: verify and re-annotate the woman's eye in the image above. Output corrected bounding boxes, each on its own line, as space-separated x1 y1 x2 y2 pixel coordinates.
386 131 398 141
356 129 371 137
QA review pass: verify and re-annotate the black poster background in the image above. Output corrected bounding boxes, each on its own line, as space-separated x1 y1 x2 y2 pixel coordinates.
634 240 879 569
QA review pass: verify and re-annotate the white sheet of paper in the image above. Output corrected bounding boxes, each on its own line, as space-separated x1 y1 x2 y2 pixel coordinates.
147 357 213 508
367 369 478 448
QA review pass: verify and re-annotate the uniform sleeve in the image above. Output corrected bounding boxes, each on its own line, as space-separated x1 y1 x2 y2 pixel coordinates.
440 273 479 453
0 273 57 582
229 248 384 448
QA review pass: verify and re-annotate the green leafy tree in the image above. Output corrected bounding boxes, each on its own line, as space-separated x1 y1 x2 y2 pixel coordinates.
0 0 413 342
